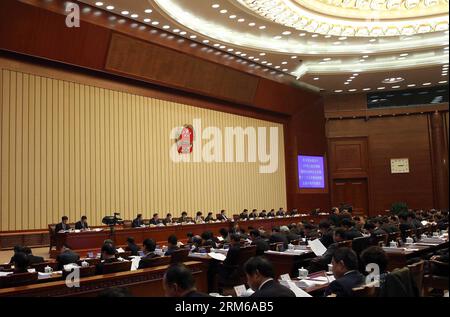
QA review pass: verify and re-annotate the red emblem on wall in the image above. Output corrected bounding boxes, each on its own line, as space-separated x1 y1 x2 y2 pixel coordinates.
176 124 194 154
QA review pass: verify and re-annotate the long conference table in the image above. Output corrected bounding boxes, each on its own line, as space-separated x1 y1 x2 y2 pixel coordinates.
52 214 329 258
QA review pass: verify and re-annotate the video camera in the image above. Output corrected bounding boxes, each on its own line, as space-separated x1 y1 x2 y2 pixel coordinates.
102 212 123 226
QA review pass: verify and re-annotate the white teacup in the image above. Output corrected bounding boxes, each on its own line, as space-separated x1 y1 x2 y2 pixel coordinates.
327 264 333 273
433 232 439 237
389 241 397 248
298 267 308 279
44 265 53 274
406 237 414 244
421 234 427 240
81 261 89 268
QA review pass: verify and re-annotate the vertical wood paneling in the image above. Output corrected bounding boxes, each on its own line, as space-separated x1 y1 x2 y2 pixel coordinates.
0 69 286 230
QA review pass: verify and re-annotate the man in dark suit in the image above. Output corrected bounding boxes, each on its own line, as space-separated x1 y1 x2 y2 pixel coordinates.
163 213 173 225
149 213 162 225
319 221 334 248
267 209 275 217
9 245 24 264
245 256 295 297
75 216 89 230
259 210 267 218
55 216 70 232
217 210 229 221
399 212 413 241
205 212 215 222
280 226 299 243
201 231 217 248
324 247 364 297
239 209 249 220
269 227 289 249
23 247 44 265
95 244 120 275
380 216 399 234
138 238 160 269
132 214 144 228
163 263 210 297
308 228 347 272
250 230 269 256
249 209 258 219
341 218 363 240
165 235 180 256
328 207 341 226
217 233 242 283
290 208 299 216
11 252 30 274
276 208 285 217
178 211 189 223
363 222 387 245
125 237 140 256
56 245 80 270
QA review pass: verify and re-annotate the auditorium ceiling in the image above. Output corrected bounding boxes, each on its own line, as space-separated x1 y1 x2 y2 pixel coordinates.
79 0 449 94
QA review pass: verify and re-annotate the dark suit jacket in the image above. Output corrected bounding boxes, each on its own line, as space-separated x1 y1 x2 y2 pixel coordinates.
138 253 160 269
55 222 71 232
205 215 215 222
56 250 80 270
149 218 161 225
251 280 296 298
132 218 143 228
239 213 249 220
286 232 300 243
95 258 120 275
267 212 275 217
269 233 289 249
252 237 269 256
217 214 228 221
276 211 285 217
75 221 89 230
324 271 364 297
163 218 173 225
125 243 140 256
259 212 267 218
183 290 211 297
320 230 334 248
178 216 189 223
223 245 240 267
27 254 45 265
165 246 180 256
345 228 363 240
248 213 258 219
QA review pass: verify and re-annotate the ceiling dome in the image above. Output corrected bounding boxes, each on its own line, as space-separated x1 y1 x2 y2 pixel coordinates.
237 0 449 37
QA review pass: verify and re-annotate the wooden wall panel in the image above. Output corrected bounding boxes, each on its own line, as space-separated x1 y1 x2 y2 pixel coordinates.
105 33 259 106
0 66 286 231
329 137 369 179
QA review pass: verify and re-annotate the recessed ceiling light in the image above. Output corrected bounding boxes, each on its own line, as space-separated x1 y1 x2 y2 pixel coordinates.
259 53 266 56
344 82 350 85
179 31 187 35
313 77 319 80
363 88 371 91
227 48 234 52
407 84 416 87
274 36 282 40
334 90 343 93
95 2 103 6
359 59 365 62
349 89 357 92
338 36 347 40
439 80 448 84
311 34 319 38
392 86 401 88
212 4 220 9
229 15 236 19
203 40 209 44
281 61 288 65
398 57 406 60
144 18 151 22
151 21 159 25
400 53 409 57
190 35 197 39
259 26 266 29
350 76 355 79
323 58 331 61
106 5 114 10
291 56 297 59
248 22 256 27
173 29 180 33
121 11 129 15
362 55 369 58
299 33 306 37
145 9 153 13
219 9 227 14
369 39 377 42
235 51 241 54
282 68 288 72
282 31 291 35
163 25 170 29
238 18 245 22
353 73 359 76
219 45 226 49
377 87 386 90
254 58 259 61
382 77 405 84
267 63 272 66
422 82 432 86
333 42 341 45
275 65 280 69
213 43 220 47
325 35 332 38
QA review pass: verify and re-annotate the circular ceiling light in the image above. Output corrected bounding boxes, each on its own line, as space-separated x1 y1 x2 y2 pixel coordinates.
382 77 405 83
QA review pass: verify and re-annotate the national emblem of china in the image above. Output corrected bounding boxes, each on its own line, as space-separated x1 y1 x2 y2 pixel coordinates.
176 124 194 154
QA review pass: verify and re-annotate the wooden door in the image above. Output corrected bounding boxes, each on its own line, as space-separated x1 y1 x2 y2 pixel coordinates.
332 179 369 216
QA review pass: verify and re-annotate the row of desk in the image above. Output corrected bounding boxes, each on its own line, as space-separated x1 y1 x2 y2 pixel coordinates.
53 215 329 257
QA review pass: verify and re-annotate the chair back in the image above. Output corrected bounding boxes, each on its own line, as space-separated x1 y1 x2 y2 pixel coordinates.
139 256 171 269
352 236 370 255
408 260 425 295
102 260 132 274
352 282 378 297
0 272 38 288
62 265 96 279
31 262 58 273
48 224 57 251
170 249 190 264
